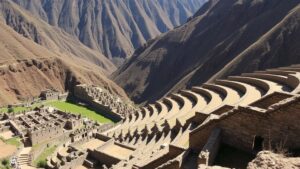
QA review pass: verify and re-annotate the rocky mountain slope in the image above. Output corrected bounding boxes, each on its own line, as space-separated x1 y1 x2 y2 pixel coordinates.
11 0 206 65
113 0 300 104
0 5 128 106
0 0 115 74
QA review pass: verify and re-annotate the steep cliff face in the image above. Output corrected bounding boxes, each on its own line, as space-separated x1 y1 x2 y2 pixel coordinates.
11 0 206 65
113 0 300 104
0 10 128 106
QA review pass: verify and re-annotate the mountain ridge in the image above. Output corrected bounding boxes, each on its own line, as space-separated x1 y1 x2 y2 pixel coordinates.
0 0 116 74
113 0 300 104
0 1 129 105
11 0 206 65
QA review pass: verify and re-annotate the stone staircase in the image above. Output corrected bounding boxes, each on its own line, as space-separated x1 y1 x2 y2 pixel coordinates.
18 153 30 166
17 147 33 169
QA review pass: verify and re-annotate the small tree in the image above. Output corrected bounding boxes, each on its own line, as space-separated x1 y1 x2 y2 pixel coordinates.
1 159 10 168
1 159 9 166
7 105 14 113
37 160 47 168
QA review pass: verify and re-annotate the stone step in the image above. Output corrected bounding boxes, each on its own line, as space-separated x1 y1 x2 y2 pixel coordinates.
18 160 29 163
18 159 29 161
18 162 29 165
17 154 30 166
18 157 29 159
18 159 29 162
19 155 29 158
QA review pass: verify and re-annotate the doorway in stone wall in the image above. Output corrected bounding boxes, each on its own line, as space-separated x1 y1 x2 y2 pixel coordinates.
214 144 255 168
253 136 264 153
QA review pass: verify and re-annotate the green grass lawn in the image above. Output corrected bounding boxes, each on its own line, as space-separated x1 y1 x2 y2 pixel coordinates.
0 137 21 148
33 145 57 167
0 107 29 114
45 101 113 123
5 137 21 147
0 101 50 114
0 100 113 124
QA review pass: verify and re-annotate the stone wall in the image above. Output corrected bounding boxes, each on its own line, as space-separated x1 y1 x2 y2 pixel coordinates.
198 128 221 166
190 96 300 153
31 135 70 163
155 148 190 169
58 93 69 101
228 76 270 92
29 125 65 145
73 85 123 122
97 121 123 133
156 160 180 169
94 133 111 142
250 92 292 109
135 145 185 169
40 89 60 101
90 101 122 122
90 149 120 168
215 80 247 93
9 120 23 136
59 152 88 169
210 105 234 116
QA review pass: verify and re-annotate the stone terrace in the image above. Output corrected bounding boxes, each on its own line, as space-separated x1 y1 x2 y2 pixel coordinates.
41 64 300 169
104 64 300 169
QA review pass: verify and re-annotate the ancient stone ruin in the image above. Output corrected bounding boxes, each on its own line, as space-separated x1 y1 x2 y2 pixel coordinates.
0 107 82 146
40 89 68 101
3 65 300 169
46 65 300 169
74 84 138 121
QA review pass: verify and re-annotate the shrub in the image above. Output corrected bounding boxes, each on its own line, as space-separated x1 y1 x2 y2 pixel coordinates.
1 159 9 166
37 160 47 168
7 107 14 113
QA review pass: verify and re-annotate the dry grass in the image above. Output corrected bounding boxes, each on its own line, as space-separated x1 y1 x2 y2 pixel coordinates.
266 130 289 156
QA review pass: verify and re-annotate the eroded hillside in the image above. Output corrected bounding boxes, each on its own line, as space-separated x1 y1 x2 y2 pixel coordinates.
0 16 128 106
0 0 116 74
11 0 206 65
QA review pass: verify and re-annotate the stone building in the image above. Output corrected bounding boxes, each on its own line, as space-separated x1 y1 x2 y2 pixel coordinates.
74 84 138 121
190 92 300 166
40 89 60 100
0 107 83 146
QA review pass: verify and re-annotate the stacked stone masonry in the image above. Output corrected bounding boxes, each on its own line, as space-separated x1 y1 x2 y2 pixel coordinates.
0 107 83 146
3 64 300 169
74 84 138 121
102 64 300 169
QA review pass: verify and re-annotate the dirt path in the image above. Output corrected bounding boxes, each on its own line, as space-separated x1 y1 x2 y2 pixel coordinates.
0 140 17 159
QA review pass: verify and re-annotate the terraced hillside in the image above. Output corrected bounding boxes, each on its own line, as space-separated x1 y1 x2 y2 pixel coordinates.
46 64 300 169
105 65 300 168
113 0 300 103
